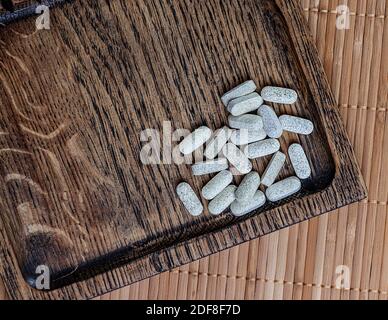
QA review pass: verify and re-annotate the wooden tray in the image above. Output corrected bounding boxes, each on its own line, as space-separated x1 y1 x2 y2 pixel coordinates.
0 0 367 299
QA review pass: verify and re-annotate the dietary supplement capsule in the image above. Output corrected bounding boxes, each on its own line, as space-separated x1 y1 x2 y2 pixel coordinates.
176 182 203 216
230 129 267 146
208 185 237 215
231 191 266 217
202 170 233 200
205 127 233 160
227 92 264 116
288 144 311 179
223 143 252 175
261 86 298 104
179 126 212 155
221 80 257 106
261 152 286 187
266 177 302 202
192 158 229 176
279 115 314 135
258 105 283 139
235 171 261 203
228 114 264 131
243 139 280 160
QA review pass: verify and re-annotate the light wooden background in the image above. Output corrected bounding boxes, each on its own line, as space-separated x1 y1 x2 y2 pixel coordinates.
1 0 388 300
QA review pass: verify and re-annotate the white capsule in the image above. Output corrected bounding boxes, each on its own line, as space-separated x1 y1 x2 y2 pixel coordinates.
222 143 252 175
228 114 264 131
221 80 257 106
231 191 266 217
179 126 212 155
261 152 286 187
288 144 311 179
258 105 283 139
202 170 233 200
235 171 261 203
230 129 267 146
243 139 280 160
266 177 302 202
176 182 203 216
192 158 229 176
208 185 237 215
227 93 264 116
279 115 314 135
261 86 298 104
205 127 233 160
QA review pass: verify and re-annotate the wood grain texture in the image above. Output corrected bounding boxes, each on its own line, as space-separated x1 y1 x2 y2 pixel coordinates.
103 0 388 301
0 0 366 299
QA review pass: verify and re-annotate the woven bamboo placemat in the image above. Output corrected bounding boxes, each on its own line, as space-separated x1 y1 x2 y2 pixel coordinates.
94 0 388 300
0 0 386 301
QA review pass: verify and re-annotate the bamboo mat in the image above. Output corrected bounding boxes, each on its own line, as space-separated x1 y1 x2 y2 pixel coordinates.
0 0 387 300
95 0 388 300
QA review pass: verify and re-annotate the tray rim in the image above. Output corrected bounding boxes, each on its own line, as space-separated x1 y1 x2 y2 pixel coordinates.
0 0 367 300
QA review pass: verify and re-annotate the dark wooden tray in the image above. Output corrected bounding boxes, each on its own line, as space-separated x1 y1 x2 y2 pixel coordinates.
0 0 367 299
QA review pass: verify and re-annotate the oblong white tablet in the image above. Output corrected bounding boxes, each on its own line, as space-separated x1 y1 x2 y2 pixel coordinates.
227 93 264 116
279 115 314 135
176 182 203 216
208 185 237 215
205 127 233 160
261 152 286 187
243 139 280 160
261 86 298 104
221 80 257 106
179 126 212 155
222 143 252 175
266 177 302 202
231 191 266 217
228 114 264 131
192 158 229 176
202 170 233 200
235 171 261 203
288 144 311 179
230 129 267 146
258 105 283 139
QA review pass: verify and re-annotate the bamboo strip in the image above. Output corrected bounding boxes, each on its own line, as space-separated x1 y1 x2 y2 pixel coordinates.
205 253 220 299
196 257 209 300
167 269 179 300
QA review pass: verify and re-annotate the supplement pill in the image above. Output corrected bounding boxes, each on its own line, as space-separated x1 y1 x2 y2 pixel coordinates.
231 191 266 217
205 127 233 160
230 129 267 146
261 86 298 104
266 177 302 202
223 143 252 175
289 144 311 179
228 114 264 131
179 126 212 155
227 93 264 116
176 182 203 216
202 170 233 200
208 185 237 215
243 139 280 159
279 115 314 135
192 158 229 176
235 171 261 203
258 105 283 139
261 152 286 187
221 80 257 106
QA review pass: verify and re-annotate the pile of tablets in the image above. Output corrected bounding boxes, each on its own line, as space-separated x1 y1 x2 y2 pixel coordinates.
177 81 314 217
